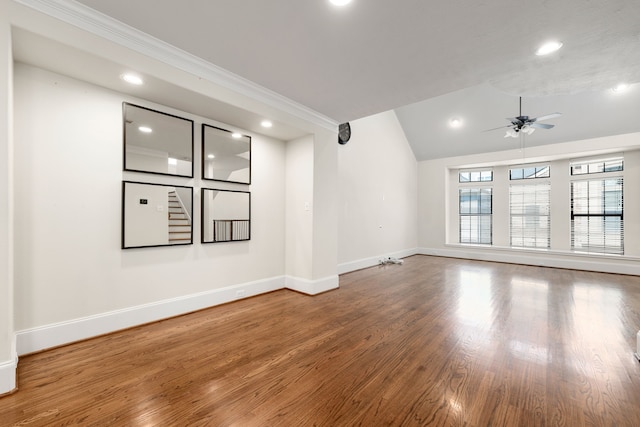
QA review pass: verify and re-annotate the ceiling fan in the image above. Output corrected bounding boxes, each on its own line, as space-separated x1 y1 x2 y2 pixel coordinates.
486 97 561 138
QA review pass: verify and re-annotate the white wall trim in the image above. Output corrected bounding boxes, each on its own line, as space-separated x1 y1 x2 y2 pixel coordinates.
13 0 338 132
285 275 339 295
0 355 17 395
338 248 419 275
419 246 640 276
16 276 286 356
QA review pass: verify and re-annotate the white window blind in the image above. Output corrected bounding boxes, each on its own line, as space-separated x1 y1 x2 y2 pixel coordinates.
459 188 492 244
571 178 623 254
510 183 550 248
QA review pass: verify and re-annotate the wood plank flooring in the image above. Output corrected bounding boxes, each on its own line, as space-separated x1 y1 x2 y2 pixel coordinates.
2 255 640 426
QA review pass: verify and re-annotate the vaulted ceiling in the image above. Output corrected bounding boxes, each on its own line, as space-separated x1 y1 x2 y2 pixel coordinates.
20 0 640 160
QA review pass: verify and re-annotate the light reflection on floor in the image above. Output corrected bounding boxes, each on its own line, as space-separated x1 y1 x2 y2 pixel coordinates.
457 268 494 327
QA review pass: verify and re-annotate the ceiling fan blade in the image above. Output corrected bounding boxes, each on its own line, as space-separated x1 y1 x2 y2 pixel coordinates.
530 122 554 129
483 125 512 132
533 112 562 122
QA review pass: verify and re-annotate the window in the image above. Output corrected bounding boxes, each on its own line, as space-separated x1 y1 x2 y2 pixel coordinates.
459 188 492 244
571 158 623 175
459 170 493 183
571 178 623 254
510 165 550 180
510 183 550 248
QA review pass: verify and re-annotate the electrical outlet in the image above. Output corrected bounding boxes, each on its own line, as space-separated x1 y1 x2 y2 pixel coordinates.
236 289 246 298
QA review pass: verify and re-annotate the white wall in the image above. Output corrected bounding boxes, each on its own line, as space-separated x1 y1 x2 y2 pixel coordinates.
13 63 286 334
419 133 640 274
337 111 418 273
283 131 340 293
285 135 314 280
311 130 339 280
208 191 249 220
123 182 170 247
125 146 170 174
174 187 192 219
0 0 16 394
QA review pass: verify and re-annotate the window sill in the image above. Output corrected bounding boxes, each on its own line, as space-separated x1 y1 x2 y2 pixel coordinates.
444 243 640 262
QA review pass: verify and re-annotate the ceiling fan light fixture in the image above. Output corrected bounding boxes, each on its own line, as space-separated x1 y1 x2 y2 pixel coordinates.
505 128 519 138
521 125 536 135
536 41 563 56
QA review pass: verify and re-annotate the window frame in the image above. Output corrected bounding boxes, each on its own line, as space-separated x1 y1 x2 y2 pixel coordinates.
458 186 493 245
570 158 624 176
509 181 551 249
509 165 550 180
570 175 624 255
459 169 493 183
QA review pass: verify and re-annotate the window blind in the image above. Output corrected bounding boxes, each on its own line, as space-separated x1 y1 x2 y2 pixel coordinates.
571 178 623 254
510 183 550 248
459 187 492 244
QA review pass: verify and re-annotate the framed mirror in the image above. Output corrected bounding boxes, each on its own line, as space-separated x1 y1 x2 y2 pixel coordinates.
201 188 250 243
123 103 194 177
202 124 251 184
122 181 193 249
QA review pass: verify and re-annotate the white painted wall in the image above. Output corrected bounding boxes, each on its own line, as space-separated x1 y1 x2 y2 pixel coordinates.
174 187 192 219
13 63 286 332
419 133 640 274
337 111 418 272
123 182 170 247
284 130 340 292
285 135 314 280
0 0 16 394
125 146 170 174
311 130 339 280
208 191 249 220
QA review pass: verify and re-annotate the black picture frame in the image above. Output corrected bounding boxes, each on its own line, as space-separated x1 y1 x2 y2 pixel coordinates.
201 124 251 185
122 181 194 249
123 102 194 178
201 188 251 243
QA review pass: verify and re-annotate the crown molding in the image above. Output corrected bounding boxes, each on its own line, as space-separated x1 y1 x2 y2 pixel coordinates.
13 0 338 132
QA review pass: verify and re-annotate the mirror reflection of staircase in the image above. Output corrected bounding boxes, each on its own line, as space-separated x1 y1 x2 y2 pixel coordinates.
168 190 191 243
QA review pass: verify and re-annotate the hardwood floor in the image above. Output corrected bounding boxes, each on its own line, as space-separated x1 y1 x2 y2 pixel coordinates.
2 255 640 426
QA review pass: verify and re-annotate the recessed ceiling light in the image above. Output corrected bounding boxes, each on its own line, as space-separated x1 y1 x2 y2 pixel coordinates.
611 83 630 93
330 0 352 5
536 41 563 56
261 120 273 128
121 73 144 85
207 154 215 159
231 133 242 139
449 118 463 128
138 126 152 133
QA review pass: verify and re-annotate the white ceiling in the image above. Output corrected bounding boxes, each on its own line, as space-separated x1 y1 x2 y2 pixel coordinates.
396 83 640 160
14 0 640 160
11 27 311 142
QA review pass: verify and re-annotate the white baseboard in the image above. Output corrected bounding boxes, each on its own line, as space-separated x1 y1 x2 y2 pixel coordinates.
16 276 286 356
419 246 640 276
0 356 17 395
338 248 419 275
285 275 339 295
